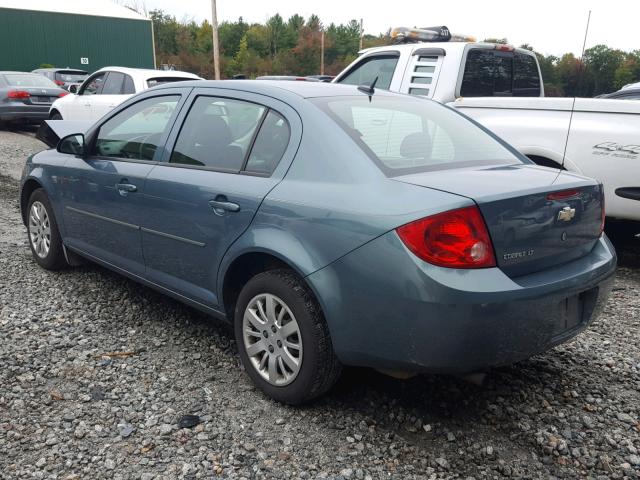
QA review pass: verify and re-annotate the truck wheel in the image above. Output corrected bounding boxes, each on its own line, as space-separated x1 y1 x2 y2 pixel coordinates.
235 269 342 404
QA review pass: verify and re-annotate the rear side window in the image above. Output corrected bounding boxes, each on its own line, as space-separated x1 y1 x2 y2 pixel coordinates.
94 95 180 160
461 49 541 97
245 111 290 175
313 96 521 176
170 96 266 171
337 55 399 90
513 53 541 96
102 72 125 95
123 75 136 94
55 71 87 83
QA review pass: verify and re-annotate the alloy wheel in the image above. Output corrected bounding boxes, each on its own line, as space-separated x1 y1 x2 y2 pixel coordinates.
242 293 303 386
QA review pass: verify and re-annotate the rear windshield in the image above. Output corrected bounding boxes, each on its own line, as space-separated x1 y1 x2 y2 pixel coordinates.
55 71 87 82
147 76 196 88
312 96 522 176
4 73 57 88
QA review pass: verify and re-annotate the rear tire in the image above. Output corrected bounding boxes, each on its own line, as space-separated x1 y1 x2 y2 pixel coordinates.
234 269 341 404
26 189 67 270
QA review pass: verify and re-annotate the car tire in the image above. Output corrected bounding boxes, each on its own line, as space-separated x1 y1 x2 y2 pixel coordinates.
50 112 63 120
234 269 342 404
26 188 67 270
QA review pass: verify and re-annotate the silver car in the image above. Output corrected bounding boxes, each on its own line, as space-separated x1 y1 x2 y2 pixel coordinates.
0 72 68 125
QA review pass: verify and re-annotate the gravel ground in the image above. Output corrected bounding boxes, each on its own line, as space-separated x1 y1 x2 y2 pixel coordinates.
1 130 640 479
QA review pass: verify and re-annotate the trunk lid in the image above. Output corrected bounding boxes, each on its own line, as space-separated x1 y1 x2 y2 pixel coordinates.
393 164 604 277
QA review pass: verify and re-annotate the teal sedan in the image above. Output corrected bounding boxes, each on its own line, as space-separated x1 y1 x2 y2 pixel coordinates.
20 81 616 404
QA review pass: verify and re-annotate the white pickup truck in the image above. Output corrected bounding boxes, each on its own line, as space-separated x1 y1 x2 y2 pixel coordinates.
333 29 640 222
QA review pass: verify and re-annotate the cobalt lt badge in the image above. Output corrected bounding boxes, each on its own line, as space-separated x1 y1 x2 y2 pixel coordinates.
557 206 576 222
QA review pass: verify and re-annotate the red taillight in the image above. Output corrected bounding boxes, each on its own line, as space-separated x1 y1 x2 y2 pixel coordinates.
396 206 496 269
58 92 69 97
546 189 580 201
54 80 64 86
7 90 30 99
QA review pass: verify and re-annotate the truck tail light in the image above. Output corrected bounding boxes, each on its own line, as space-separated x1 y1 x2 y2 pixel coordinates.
8 90 30 99
396 206 496 268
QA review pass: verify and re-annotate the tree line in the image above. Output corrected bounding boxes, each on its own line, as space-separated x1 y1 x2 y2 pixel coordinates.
150 11 640 96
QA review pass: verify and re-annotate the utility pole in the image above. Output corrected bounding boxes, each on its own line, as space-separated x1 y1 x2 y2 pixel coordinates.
210 0 220 79
320 30 325 75
359 18 363 50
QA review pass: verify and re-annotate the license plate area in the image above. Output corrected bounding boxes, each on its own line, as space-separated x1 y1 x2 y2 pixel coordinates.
551 287 599 338
32 96 51 104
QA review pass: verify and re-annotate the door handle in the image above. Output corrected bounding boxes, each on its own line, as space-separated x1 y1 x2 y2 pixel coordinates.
209 198 240 215
116 182 137 196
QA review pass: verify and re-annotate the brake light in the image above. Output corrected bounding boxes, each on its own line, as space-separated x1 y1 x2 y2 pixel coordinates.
58 92 69 97
546 189 580 201
54 80 64 86
396 206 496 268
494 44 515 52
7 90 30 99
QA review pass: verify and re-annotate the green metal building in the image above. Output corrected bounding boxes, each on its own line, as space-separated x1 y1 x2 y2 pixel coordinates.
0 0 155 72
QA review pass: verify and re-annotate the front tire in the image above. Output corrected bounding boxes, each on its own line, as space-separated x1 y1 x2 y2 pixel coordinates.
235 269 341 404
50 112 63 120
26 189 67 270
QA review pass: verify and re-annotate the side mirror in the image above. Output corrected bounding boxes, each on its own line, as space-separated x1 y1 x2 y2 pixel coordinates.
69 84 78 94
57 133 85 156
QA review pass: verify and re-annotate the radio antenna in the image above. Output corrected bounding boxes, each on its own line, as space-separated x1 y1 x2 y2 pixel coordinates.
562 10 591 163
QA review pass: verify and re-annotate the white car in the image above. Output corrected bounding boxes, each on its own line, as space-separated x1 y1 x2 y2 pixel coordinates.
49 66 202 122
332 27 640 221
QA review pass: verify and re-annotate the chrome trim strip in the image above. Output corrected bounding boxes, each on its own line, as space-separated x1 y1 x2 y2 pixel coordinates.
66 206 139 230
141 227 205 247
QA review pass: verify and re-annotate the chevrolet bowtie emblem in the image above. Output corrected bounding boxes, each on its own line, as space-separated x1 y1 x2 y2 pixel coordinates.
557 206 576 222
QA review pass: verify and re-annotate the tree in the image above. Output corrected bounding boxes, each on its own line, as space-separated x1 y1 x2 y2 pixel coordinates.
583 45 625 95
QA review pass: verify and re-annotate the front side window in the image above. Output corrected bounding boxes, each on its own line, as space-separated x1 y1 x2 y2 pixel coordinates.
337 55 399 90
81 73 107 95
94 95 180 161
313 96 521 176
170 96 266 171
101 72 125 95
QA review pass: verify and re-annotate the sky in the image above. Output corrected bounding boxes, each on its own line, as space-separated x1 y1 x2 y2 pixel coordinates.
141 0 639 57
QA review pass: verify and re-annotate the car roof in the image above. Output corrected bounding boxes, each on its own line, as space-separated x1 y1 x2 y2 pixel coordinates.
152 79 402 99
95 66 201 80
33 68 87 72
357 41 536 57
0 71 42 75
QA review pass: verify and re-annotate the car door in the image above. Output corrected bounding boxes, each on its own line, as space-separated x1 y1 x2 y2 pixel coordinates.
59 90 187 275
141 88 300 308
62 71 107 121
89 72 132 121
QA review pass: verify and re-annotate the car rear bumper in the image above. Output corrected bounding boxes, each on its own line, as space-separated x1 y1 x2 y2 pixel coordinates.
0 105 51 122
306 232 617 373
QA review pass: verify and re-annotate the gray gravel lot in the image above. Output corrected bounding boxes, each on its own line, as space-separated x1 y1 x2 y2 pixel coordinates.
0 129 639 479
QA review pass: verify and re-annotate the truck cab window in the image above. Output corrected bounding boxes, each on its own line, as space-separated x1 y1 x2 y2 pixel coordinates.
337 55 399 90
